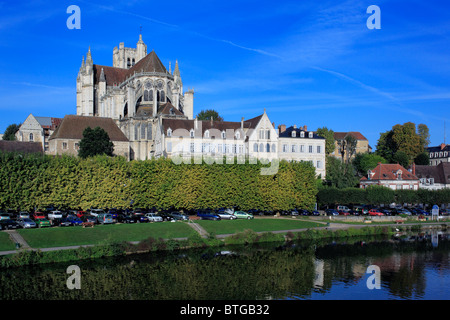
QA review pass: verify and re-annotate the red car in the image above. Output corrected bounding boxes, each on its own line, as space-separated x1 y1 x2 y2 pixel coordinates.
369 209 384 216
338 211 350 216
32 212 46 220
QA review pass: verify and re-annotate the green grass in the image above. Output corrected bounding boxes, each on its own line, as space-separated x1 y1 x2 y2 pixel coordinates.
196 218 324 235
0 232 15 251
17 222 197 248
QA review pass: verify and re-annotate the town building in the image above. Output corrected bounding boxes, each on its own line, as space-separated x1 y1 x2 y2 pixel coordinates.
48 115 129 159
427 143 450 166
15 114 62 152
360 163 419 190
332 131 372 161
277 124 326 178
414 162 450 190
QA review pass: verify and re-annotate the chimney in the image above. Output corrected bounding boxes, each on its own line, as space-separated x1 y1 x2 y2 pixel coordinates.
278 124 286 134
241 117 244 130
210 116 213 126
441 143 446 150
194 116 198 129
304 125 307 131
293 124 297 129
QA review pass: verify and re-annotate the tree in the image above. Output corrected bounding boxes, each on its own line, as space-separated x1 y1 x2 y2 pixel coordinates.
353 153 387 176
375 122 428 164
414 152 430 165
417 124 430 148
78 126 114 159
196 109 223 121
325 155 359 189
2 123 21 141
393 150 410 168
316 127 335 155
337 134 357 163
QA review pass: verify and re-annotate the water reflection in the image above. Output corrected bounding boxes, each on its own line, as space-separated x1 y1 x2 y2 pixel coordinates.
0 230 448 300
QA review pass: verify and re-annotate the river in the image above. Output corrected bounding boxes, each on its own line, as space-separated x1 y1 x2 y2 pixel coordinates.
0 229 448 302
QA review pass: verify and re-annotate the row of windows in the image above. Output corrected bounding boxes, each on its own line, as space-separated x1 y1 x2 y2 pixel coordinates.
167 129 242 140
167 142 246 154
291 131 313 138
281 144 322 154
430 151 449 158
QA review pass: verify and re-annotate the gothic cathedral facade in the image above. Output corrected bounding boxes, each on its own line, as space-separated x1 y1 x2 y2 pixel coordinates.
76 34 194 160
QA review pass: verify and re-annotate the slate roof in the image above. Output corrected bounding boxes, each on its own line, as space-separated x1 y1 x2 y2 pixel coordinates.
34 116 62 130
414 162 450 185
0 141 43 154
361 163 418 181
49 115 128 142
279 126 325 140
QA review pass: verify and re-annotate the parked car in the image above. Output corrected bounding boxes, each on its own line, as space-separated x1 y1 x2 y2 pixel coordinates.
89 209 106 217
368 209 384 216
16 218 37 228
31 212 46 220
197 210 221 221
395 208 412 215
338 210 350 216
0 213 11 221
81 215 97 224
97 213 114 224
145 213 163 222
157 212 174 221
133 214 150 223
0 219 19 230
48 210 64 219
216 211 237 220
53 218 72 227
35 218 51 228
117 214 136 224
325 209 339 216
16 211 31 219
232 211 254 219
337 205 350 213
76 210 87 218
66 216 83 226
168 212 190 221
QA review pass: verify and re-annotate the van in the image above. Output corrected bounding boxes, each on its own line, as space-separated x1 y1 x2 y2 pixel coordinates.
97 213 114 224
337 205 350 212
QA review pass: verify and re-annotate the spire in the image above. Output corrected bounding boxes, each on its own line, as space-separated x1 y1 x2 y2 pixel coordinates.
174 60 182 87
86 46 93 65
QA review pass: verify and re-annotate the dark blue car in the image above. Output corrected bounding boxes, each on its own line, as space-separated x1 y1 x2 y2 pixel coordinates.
197 210 221 221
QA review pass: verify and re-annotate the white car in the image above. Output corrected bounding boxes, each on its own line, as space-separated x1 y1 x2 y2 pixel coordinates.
217 212 237 220
145 213 163 222
89 209 106 217
48 210 63 219
16 218 37 228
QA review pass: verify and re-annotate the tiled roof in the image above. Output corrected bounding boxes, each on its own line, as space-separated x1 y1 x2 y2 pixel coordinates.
49 115 129 142
334 132 368 141
0 141 43 154
361 163 418 181
93 51 169 86
34 116 63 130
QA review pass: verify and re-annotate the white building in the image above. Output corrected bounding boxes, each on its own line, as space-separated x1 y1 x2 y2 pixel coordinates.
15 114 62 152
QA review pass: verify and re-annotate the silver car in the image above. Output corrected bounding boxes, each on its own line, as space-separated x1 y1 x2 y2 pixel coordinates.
217 212 237 220
17 218 37 228
145 213 163 222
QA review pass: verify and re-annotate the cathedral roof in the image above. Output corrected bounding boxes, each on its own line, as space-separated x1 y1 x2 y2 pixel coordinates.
49 115 129 142
129 50 168 74
93 50 169 86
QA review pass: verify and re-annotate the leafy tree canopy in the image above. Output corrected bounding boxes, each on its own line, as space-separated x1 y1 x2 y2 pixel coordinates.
353 153 387 176
196 109 223 121
78 126 114 159
2 123 21 141
316 127 335 155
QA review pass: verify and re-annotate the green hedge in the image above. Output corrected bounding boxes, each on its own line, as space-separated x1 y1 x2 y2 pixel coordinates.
317 185 450 206
0 152 318 212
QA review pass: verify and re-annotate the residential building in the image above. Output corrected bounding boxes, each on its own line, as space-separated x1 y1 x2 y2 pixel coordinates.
15 114 62 152
360 163 419 190
414 162 450 190
48 115 129 159
278 124 326 178
332 131 372 161
427 143 450 166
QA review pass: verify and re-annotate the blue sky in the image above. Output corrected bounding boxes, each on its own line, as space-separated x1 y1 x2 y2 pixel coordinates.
1 0 449 148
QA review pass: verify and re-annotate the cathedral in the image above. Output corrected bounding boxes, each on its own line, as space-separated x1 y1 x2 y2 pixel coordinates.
76 34 193 160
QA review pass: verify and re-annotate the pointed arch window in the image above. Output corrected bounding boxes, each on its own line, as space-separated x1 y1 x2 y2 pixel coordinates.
204 130 210 138
29 133 34 141
253 143 258 152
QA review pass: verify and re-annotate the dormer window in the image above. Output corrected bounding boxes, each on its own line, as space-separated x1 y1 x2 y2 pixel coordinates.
204 130 210 138
300 131 305 138
308 132 313 138
190 129 195 138
235 131 240 139
167 128 172 137
222 131 226 139
292 131 296 137
396 170 402 180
